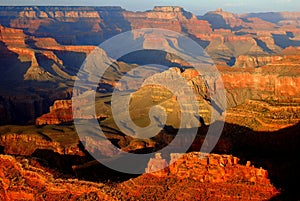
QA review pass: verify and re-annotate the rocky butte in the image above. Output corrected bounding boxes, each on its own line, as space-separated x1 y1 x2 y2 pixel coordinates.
119 152 279 200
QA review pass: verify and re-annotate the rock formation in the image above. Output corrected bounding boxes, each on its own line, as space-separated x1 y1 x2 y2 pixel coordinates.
0 132 83 156
0 154 121 200
1 6 300 125
226 99 300 131
145 153 169 176
36 100 73 126
0 6 299 199
119 152 279 200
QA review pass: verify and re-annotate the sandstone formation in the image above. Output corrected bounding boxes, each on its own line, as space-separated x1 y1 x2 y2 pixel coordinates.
119 152 279 200
0 132 83 156
0 154 121 200
36 99 111 126
36 100 73 126
0 152 279 200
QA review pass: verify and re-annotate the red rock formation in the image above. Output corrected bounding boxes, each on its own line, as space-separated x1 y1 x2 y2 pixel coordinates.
0 24 96 82
0 133 83 156
35 99 110 126
0 25 37 67
0 152 279 200
0 154 119 200
36 100 73 126
119 152 279 200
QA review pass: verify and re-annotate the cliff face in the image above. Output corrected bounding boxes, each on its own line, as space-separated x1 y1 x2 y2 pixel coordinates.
35 99 110 126
0 6 129 45
234 55 283 68
223 72 300 106
2 5 299 64
123 6 212 35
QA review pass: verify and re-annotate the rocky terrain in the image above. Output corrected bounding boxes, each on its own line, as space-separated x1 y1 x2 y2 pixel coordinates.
119 152 279 200
0 154 122 200
0 5 300 200
226 99 300 131
0 152 278 201
1 6 300 124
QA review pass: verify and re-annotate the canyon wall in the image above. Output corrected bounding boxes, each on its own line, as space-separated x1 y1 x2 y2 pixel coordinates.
0 6 300 126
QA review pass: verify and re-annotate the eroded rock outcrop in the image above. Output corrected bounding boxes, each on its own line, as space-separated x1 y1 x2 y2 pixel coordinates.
36 99 110 126
0 154 120 200
123 6 212 35
36 100 73 126
0 133 83 156
119 152 279 200
226 99 300 131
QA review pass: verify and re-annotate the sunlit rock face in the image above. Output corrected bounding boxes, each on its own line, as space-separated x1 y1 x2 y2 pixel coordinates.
119 152 279 200
0 154 121 200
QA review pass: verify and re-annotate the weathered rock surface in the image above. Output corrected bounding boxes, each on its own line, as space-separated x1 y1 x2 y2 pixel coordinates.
119 152 279 200
0 132 83 156
36 100 73 126
0 152 279 200
226 99 300 131
0 154 120 200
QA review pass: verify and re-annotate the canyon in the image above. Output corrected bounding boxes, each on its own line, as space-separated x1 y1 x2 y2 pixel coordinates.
0 5 300 200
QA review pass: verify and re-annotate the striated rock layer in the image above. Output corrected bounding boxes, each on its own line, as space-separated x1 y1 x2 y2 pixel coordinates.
226 99 300 131
36 100 73 126
1 6 300 125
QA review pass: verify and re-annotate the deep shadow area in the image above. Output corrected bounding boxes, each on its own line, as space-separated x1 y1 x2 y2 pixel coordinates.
31 143 140 183
0 41 31 84
53 50 87 76
272 34 300 49
254 38 274 53
243 12 284 24
199 13 231 30
34 6 132 45
117 49 181 68
226 56 236 66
